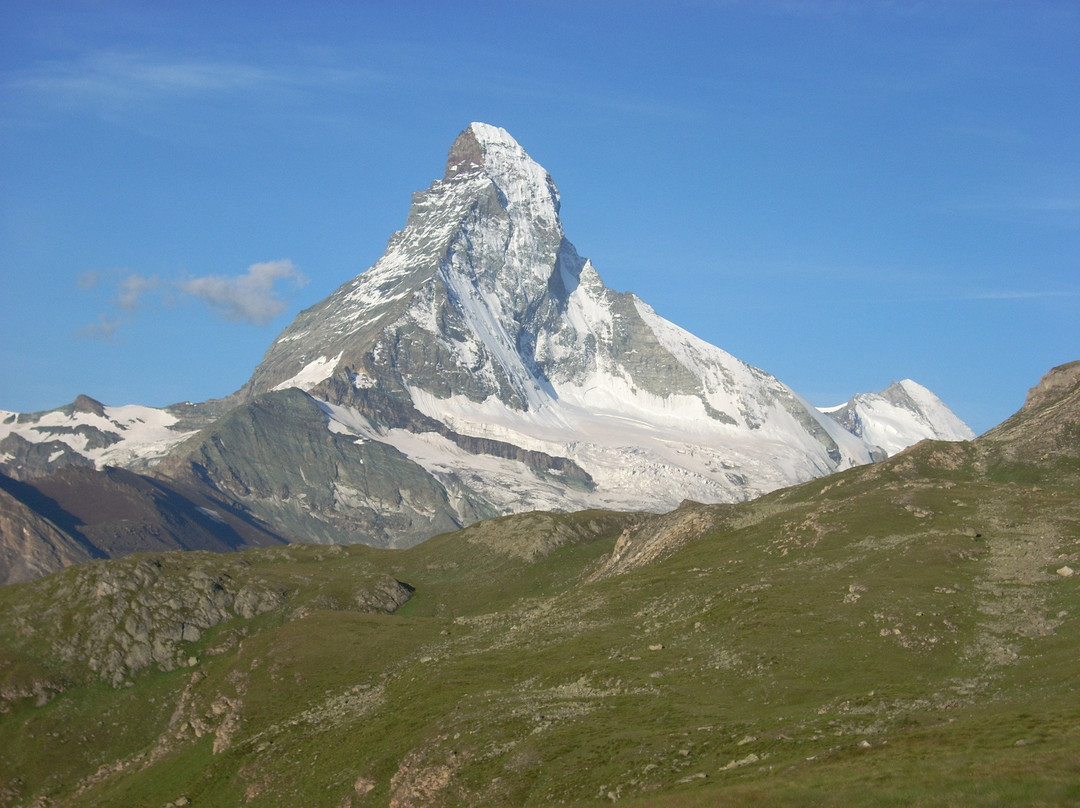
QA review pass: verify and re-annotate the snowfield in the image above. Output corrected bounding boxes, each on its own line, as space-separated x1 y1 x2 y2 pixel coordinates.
0 403 195 471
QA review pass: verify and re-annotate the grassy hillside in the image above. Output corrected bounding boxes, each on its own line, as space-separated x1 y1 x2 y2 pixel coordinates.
1 368 1079 807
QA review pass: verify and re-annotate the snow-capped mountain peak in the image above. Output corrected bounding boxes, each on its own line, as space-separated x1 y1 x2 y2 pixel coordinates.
822 379 976 456
446 122 561 222
240 123 582 409
0 123 977 554
230 122 918 517
0 395 196 479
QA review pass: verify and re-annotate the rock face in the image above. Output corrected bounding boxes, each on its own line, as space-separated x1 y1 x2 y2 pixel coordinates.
0 474 96 584
588 501 730 581
158 388 470 548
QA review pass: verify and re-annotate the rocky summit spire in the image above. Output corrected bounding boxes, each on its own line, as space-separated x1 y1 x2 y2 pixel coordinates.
444 124 486 176
444 123 561 224
239 122 581 407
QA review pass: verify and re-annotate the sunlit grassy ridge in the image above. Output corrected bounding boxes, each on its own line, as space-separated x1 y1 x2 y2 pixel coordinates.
2 367 1079 807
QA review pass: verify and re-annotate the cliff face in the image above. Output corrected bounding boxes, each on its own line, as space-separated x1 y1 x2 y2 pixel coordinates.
157 388 472 548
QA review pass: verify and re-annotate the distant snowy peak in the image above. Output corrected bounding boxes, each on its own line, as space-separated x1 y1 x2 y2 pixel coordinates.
0 395 195 480
822 379 976 457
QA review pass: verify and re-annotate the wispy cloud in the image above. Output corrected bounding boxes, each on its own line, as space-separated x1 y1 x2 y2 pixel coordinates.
117 273 162 310
78 268 166 310
76 260 308 336
5 42 687 129
74 314 123 342
178 260 307 324
77 270 103 290
967 289 1079 301
5 50 384 109
8 51 282 103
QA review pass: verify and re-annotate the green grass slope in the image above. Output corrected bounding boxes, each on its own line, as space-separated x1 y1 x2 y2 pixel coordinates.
1 365 1079 807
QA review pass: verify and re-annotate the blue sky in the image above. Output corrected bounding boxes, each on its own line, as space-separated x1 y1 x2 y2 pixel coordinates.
1 1 1077 434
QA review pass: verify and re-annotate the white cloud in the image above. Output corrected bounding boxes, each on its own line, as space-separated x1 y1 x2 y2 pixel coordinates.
117 273 161 310
178 260 308 324
77 259 308 335
74 314 123 341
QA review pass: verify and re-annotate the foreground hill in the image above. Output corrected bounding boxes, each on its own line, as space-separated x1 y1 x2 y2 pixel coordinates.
0 362 1075 806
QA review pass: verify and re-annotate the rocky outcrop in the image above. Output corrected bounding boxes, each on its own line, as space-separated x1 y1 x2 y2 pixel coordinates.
588 501 730 580
981 360 1080 463
458 510 636 562
30 556 286 686
2 550 415 693
1021 360 1080 412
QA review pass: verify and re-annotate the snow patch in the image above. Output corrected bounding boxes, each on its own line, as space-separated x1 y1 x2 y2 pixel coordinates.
351 372 377 389
273 352 342 392
197 507 226 523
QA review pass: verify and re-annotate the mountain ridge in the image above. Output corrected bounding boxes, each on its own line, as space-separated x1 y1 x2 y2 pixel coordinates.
1 123 976 582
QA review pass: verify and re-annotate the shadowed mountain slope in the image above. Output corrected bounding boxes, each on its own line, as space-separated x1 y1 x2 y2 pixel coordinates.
0 464 286 583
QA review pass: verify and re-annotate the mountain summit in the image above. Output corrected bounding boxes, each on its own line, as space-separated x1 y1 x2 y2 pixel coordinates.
823 379 976 456
1 124 975 561
210 124 958 525
240 122 582 410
